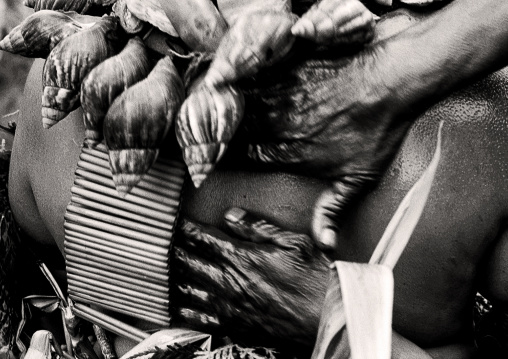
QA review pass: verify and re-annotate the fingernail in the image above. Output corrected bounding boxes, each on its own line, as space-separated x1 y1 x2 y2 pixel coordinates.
224 207 247 224
320 228 338 250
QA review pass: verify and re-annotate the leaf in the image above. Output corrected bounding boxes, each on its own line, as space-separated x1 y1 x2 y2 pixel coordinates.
37 262 68 307
24 295 60 313
195 344 277 359
336 262 393 359
310 121 444 359
368 120 443 268
120 328 210 359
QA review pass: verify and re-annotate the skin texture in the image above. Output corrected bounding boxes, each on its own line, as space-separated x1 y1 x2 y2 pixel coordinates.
7 4 508 359
173 216 328 348
241 0 508 251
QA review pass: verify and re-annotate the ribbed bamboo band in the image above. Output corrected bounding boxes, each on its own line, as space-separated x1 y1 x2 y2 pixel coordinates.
65 143 186 329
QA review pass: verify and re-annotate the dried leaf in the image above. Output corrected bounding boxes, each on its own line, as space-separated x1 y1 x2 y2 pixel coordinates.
37 262 68 307
24 330 52 359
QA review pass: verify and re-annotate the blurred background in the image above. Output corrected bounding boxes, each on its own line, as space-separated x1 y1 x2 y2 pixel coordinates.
0 0 33 146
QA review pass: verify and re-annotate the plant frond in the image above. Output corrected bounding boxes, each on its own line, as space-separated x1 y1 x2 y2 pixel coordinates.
195 344 276 359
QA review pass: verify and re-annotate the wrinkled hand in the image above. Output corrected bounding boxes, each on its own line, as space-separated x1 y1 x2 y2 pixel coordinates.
240 10 423 252
240 2 490 252
172 208 329 347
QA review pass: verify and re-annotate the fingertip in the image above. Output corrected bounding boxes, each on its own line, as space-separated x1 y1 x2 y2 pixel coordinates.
175 221 221 260
178 219 213 245
225 208 278 244
224 207 256 241
172 247 190 275
176 283 210 303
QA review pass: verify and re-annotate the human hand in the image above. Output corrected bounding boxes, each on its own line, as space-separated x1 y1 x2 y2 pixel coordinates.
240 10 420 252
172 208 330 347
241 0 508 252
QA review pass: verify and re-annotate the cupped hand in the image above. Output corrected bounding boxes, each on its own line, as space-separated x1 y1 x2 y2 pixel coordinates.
171 207 330 347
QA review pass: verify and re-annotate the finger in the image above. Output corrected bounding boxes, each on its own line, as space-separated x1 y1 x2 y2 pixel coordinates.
173 246 232 290
173 246 253 306
224 207 274 243
312 175 370 251
225 207 314 254
174 281 258 324
312 188 342 251
175 307 221 331
173 247 259 314
174 282 211 310
176 218 237 262
247 141 305 164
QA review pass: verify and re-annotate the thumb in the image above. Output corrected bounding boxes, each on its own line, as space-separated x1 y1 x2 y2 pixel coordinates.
312 187 342 252
312 175 374 251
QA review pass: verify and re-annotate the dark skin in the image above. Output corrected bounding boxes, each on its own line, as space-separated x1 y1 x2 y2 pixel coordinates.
173 213 328 348
241 0 508 250
7 1 508 358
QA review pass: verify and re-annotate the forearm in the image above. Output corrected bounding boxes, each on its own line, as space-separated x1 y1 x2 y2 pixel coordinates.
377 0 508 113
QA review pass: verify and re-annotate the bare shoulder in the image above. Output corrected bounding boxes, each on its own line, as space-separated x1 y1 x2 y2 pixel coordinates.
9 58 84 251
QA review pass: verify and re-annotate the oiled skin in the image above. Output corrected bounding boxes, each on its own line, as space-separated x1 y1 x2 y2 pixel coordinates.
10 61 508 358
179 69 508 352
239 0 508 251
8 8 508 359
